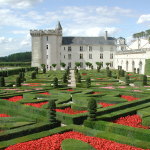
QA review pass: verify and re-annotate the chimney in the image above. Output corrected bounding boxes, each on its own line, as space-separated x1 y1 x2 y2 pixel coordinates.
105 31 108 40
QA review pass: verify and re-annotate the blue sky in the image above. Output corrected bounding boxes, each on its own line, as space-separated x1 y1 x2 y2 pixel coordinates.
0 0 150 56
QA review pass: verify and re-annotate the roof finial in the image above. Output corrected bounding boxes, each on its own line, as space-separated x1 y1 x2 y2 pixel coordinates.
56 21 62 30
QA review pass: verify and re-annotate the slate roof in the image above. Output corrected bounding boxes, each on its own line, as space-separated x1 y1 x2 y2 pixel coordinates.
62 37 116 45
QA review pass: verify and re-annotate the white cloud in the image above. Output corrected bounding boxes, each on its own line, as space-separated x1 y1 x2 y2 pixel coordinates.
0 0 44 9
63 27 119 37
0 9 37 29
137 14 150 24
0 36 13 44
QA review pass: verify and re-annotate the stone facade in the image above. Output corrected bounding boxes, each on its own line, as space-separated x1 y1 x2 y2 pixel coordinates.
30 22 150 74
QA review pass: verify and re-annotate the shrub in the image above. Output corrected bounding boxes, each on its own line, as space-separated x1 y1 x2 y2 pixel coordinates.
60 62 66 68
63 73 68 83
134 68 136 74
16 77 21 87
76 73 81 83
137 68 140 74
86 77 91 88
0 76 5 87
87 99 97 121
43 67 46 74
48 100 57 123
31 71 36 79
53 77 58 88
107 70 112 77
52 64 57 69
35 67 38 74
125 75 130 86
142 75 147 86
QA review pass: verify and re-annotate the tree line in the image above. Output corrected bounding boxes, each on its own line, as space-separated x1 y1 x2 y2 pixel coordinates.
0 52 31 62
133 29 150 39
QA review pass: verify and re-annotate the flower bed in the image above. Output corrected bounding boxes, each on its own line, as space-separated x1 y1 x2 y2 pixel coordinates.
121 95 139 101
99 86 115 89
113 114 149 129
3 96 23 102
39 92 51 95
0 114 11 117
82 73 87 76
5 131 148 150
24 102 48 108
99 102 115 108
92 92 101 95
55 107 87 115
66 89 74 92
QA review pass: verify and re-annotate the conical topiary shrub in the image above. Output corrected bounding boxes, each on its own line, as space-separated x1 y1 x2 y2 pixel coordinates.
48 100 57 123
86 77 91 88
87 99 97 121
53 77 58 88
0 76 5 87
142 75 147 86
16 77 21 87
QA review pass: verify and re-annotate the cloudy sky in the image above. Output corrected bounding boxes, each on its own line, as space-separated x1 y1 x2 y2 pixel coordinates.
0 0 149 56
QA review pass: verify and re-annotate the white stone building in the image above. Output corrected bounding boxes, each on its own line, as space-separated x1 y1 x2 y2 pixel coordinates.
115 38 150 74
30 22 117 70
30 22 150 74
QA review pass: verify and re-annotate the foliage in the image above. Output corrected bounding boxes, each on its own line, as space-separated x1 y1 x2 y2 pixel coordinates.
43 67 46 74
52 64 57 68
86 77 91 88
107 70 112 77
134 68 136 74
31 71 36 79
35 67 38 74
125 75 130 86
53 77 58 88
76 73 81 83
62 73 68 83
75 62 81 67
142 75 147 86
87 99 97 121
48 100 57 123
16 77 21 87
60 62 66 68
0 52 31 62
0 76 5 87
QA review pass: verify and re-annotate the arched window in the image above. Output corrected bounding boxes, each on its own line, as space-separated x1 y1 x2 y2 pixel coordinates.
126 61 128 71
132 61 135 72
139 61 142 74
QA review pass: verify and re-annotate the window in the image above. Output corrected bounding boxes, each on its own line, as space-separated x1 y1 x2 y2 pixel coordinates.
80 53 83 59
64 55 65 59
89 46 92 51
89 54 92 59
46 45 48 49
47 55 48 59
80 62 83 68
110 62 113 67
46 36 48 41
80 46 83 51
64 47 65 50
68 46 71 51
121 47 124 51
68 62 71 68
100 47 103 52
100 53 103 59
110 53 113 59
68 54 71 60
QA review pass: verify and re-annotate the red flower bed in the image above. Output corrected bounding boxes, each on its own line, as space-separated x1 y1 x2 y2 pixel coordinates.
113 114 149 129
24 102 48 108
39 92 51 95
55 107 87 115
66 89 74 91
5 131 148 150
99 102 115 108
121 95 139 101
128 74 132 76
82 73 87 76
92 92 101 95
3 96 23 102
0 114 11 117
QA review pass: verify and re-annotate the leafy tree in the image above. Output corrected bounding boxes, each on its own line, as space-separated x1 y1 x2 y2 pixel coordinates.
52 64 57 69
87 99 97 121
62 73 68 83
75 62 81 68
35 67 38 74
48 100 57 123
76 73 81 83
60 62 66 68
0 76 5 87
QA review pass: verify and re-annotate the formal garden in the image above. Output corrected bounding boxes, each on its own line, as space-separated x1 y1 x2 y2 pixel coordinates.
0 65 150 150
